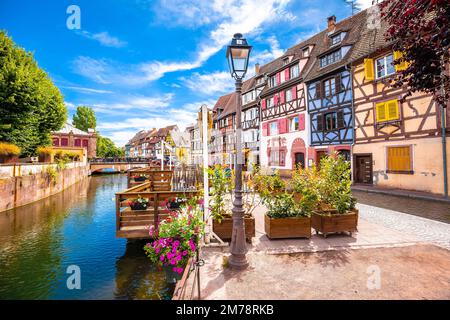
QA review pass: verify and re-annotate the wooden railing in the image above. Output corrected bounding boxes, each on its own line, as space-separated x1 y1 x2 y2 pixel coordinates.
127 168 173 188
115 182 200 239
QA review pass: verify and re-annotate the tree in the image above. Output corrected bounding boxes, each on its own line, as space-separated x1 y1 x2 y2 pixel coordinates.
380 0 450 107
0 31 67 156
72 106 96 132
97 136 124 158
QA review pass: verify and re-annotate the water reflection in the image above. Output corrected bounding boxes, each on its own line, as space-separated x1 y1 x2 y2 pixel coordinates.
0 174 170 300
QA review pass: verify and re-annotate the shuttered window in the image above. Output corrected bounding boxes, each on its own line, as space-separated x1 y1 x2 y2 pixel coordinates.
387 146 413 173
376 99 400 123
393 51 409 72
364 58 374 80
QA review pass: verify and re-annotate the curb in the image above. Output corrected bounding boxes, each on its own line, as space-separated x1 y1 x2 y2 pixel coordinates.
352 186 450 204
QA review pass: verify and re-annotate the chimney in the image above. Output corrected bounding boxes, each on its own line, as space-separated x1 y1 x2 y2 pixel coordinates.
327 15 336 32
255 63 260 75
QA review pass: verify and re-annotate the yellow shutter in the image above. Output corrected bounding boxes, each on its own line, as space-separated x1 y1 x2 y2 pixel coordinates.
387 146 412 172
386 99 399 120
364 58 374 81
394 51 409 72
376 102 387 122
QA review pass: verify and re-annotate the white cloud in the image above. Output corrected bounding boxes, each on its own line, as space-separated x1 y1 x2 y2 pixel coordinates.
355 0 374 10
74 0 292 85
61 86 113 94
91 93 174 114
78 31 127 48
180 71 235 95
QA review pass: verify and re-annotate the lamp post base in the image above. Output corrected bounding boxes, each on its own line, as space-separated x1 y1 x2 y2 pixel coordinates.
228 253 249 270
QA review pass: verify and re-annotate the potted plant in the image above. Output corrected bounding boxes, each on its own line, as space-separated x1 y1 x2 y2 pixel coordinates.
134 175 147 182
166 196 186 210
128 195 149 211
311 153 358 238
208 165 255 242
144 198 205 284
0 142 21 164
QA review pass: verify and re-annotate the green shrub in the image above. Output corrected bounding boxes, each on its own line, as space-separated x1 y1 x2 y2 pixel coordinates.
0 142 21 156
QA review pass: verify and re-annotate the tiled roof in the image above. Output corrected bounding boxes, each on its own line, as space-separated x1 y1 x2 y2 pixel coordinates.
213 92 233 112
303 10 368 82
217 92 238 120
53 122 91 136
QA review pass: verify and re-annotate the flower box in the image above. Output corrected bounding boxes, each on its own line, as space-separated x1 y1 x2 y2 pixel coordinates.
130 203 147 211
212 216 255 242
311 208 359 238
264 214 311 239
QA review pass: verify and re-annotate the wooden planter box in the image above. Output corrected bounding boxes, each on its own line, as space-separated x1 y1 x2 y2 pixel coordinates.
0 155 18 164
264 214 311 239
311 208 359 238
212 216 255 242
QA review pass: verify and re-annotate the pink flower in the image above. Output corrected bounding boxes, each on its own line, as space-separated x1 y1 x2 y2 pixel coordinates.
160 254 165 261
170 259 176 265
176 254 182 261
173 240 180 247
155 247 160 254
176 267 184 274
182 250 188 256
167 252 173 259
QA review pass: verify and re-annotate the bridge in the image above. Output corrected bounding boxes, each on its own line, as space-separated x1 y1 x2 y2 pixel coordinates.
89 158 152 174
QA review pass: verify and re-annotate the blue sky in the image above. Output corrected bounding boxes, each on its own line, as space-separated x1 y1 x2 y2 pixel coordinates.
0 0 371 146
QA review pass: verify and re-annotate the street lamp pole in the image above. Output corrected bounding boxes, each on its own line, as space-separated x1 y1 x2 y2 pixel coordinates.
226 33 252 269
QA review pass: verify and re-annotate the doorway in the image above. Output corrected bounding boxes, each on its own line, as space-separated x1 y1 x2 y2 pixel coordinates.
354 154 373 184
294 152 305 169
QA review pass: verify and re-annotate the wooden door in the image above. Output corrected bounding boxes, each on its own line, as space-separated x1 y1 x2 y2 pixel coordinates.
294 152 305 169
354 154 372 184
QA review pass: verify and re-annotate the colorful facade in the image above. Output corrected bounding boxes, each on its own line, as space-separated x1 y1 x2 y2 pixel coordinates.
349 16 450 195
51 122 97 158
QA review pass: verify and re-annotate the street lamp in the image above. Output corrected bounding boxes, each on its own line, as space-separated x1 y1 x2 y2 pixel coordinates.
226 33 252 269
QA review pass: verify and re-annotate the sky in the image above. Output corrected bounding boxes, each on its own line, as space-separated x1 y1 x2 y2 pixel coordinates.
0 0 372 147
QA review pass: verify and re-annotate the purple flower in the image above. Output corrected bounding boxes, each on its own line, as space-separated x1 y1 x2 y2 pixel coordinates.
182 250 188 256
167 252 173 259
176 267 184 274
176 254 182 261
170 259 176 265
173 240 180 247
160 254 165 261
155 247 160 254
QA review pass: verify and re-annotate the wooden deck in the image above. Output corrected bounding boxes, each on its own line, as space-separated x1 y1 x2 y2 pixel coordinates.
115 182 200 239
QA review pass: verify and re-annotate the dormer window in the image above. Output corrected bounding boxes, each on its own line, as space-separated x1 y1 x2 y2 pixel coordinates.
330 32 346 46
283 57 289 66
302 47 310 57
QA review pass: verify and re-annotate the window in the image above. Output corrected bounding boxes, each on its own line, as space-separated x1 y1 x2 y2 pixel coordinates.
320 49 342 68
323 78 336 97
376 99 400 123
330 32 346 46
82 140 89 148
267 96 274 108
286 89 293 102
290 64 300 78
74 139 81 147
256 77 264 85
53 138 59 147
61 138 68 146
283 58 289 66
387 146 413 173
302 47 310 57
376 54 395 78
269 121 278 135
269 76 277 87
325 112 338 131
289 117 299 131
269 150 280 166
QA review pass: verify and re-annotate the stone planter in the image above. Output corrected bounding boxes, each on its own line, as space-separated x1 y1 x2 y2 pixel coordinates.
264 214 311 239
212 216 255 242
311 208 359 238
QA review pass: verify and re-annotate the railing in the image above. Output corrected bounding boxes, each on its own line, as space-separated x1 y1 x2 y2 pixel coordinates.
127 168 173 188
172 166 203 191
90 157 150 163
172 248 204 300
115 182 200 239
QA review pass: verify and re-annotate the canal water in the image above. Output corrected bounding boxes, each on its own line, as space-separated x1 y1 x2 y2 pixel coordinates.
0 174 173 300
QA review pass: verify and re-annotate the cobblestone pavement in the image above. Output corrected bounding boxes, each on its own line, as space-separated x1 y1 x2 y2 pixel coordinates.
356 202 450 250
354 190 450 224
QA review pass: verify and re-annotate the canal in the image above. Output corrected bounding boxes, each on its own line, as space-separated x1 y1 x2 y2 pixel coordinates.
0 174 173 300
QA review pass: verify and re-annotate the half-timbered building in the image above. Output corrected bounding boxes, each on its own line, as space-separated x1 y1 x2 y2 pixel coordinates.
259 34 321 173
349 10 450 195
304 13 367 166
